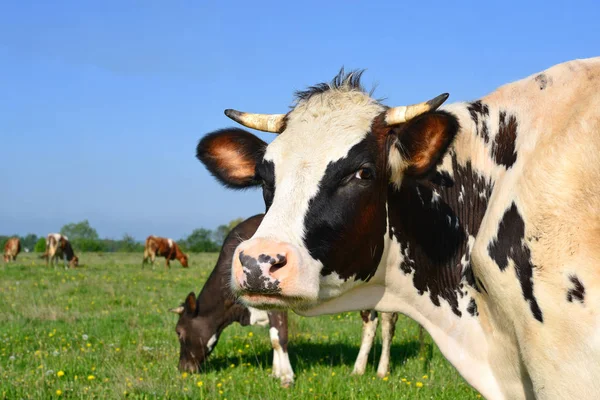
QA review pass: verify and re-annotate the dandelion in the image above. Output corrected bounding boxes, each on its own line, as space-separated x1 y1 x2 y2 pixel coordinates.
217 382 222 388
82 334 89 341
57 371 65 377
53 350 59 356
401 378 407 382
416 382 424 388
115 348 121 352
248 332 253 337
422 375 428 379
56 389 62 396
87 375 95 381
245 344 249 348
331 372 336 377
46 370 55 376
196 381 203 387
383 376 389 381
9 355 15 361
103 378 109 383
219 390 224 395
230 364 235 368
91 366 96 371
181 372 188 379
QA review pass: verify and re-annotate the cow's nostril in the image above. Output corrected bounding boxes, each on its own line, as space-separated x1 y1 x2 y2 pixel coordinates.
269 254 287 274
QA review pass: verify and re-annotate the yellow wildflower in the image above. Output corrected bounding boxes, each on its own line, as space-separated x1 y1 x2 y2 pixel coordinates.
248 332 253 337
331 372 336 377
217 382 222 388
87 375 95 380
181 372 188 379
422 375 428 379
57 371 65 377
56 389 62 396
416 382 423 388
383 376 389 381
197 381 203 387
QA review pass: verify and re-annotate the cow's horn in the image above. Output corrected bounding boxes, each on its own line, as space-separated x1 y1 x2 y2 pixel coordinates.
169 306 184 315
224 109 286 133
385 93 449 125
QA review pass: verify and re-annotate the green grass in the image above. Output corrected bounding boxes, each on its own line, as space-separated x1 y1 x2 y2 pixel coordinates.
0 253 479 399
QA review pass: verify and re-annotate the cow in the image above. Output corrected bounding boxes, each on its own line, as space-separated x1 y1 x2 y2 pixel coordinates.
45 233 79 268
196 58 600 399
171 214 404 387
142 236 189 269
3 237 21 262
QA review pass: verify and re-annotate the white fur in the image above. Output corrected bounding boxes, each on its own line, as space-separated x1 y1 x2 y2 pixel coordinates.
248 307 269 327
206 334 217 352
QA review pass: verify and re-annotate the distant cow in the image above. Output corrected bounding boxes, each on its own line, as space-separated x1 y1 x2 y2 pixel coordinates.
172 214 404 387
143 236 188 269
45 233 79 268
3 237 21 262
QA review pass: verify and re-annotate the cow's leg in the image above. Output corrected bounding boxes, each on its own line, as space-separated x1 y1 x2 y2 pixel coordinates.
376 312 398 378
268 312 294 387
352 310 379 375
165 258 170 269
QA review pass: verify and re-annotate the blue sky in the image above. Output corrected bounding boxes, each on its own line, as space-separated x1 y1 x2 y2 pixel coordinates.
1 1 598 240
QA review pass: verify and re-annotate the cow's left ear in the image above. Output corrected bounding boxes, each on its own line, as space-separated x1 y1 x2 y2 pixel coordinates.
389 111 459 181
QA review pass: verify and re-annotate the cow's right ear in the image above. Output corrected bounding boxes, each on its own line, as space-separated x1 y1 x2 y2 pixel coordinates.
183 292 197 315
196 128 267 189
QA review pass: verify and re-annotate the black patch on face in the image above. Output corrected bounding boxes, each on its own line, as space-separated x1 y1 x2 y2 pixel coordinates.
303 136 387 282
534 73 552 90
567 275 585 303
467 101 490 143
492 111 518 168
256 160 275 211
467 298 479 317
487 203 544 322
239 252 281 294
388 153 493 317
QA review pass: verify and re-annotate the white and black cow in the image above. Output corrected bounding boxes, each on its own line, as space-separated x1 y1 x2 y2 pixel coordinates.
197 58 600 399
172 214 406 387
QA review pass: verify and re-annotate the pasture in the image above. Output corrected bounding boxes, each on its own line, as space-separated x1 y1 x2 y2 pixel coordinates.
0 253 479 399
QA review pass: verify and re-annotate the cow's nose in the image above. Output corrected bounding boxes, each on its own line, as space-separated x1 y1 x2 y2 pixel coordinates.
233 239 298 294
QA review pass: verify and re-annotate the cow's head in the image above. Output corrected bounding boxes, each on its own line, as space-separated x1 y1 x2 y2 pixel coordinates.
69 256 79 268
197 70 458 312
171 292 223 372
180 253 189 268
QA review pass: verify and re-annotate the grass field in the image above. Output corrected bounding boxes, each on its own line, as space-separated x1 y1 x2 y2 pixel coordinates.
0 252 480 399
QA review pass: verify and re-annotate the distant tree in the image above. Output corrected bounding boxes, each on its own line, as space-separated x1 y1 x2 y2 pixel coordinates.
20 233 38 251
181 228 219 253
34 238 46 253
119 234 142 252
60 220 99 241
213 217 245 246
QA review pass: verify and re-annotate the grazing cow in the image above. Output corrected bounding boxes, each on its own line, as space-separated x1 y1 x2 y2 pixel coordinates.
196 58 600 399
143 236 189 268
172 214 403 387
45 233 79 268
3 237 21 262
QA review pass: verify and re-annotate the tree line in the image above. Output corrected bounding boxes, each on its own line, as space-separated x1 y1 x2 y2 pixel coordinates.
0 218 244 253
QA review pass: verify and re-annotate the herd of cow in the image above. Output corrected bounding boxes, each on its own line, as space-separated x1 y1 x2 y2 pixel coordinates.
4 57 600 399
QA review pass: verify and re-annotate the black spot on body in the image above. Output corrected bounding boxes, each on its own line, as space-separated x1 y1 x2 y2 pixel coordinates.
534 73 552 90
567 275 585 303
467 101 490 143
492 111 518 168
388 153 493 317
467 298 479 316
488 203 544 322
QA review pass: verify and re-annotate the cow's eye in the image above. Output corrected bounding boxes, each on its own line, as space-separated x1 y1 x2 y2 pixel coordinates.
354 168 374 180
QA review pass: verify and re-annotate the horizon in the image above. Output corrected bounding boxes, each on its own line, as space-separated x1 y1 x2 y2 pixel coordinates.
1 1 599 240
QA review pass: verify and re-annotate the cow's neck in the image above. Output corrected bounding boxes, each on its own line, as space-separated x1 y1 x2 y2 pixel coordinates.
379 104 508 397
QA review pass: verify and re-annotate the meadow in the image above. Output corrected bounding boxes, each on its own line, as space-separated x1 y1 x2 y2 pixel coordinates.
0 253 480 399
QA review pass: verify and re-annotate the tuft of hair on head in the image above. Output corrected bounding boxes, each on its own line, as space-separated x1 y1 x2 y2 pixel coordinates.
293 67 367 104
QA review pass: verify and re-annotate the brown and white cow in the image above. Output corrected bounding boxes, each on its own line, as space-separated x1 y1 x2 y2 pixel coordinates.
172 214 405 387
197 58 600 399
3 237 21 262
45 233 79 268
142 236 189 269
